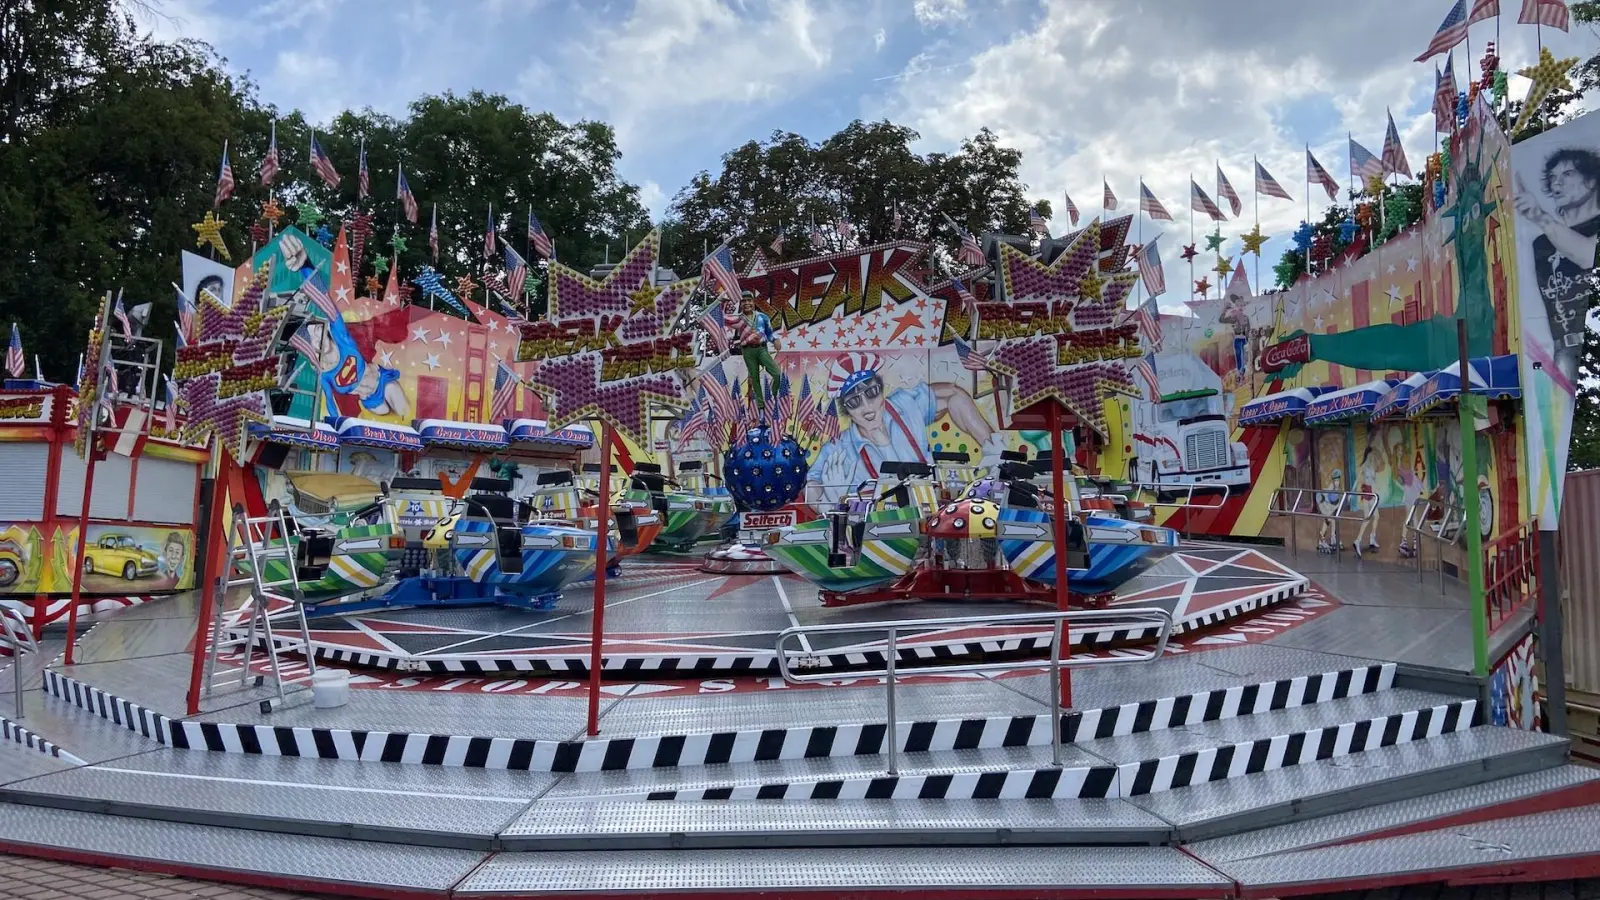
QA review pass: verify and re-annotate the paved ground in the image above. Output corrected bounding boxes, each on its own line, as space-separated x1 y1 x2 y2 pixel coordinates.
4 852 1598 899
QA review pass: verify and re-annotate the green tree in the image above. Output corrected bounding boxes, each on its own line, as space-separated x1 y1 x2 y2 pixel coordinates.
660 120 1044 276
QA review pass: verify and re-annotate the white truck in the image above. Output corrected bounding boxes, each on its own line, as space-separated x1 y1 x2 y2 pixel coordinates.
1131 353 1251 490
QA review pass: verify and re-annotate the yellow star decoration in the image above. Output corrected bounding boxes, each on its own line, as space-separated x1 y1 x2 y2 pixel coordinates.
1214 255 1234 279
1365 173 1388 198
260 198 285 226
1240 224 1268 256
192 211 230 261
629 280 662 315
1513 46 1579 135
1077 269 1104 302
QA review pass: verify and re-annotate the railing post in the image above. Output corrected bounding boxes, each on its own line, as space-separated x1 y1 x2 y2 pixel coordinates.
1050 618 1063 768
884 626 898 776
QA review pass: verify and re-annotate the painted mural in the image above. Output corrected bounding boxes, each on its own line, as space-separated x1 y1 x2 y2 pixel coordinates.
1490 631 1542 731
0 522 195 595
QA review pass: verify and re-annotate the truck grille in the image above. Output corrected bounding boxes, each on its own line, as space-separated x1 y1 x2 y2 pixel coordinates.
1185 430 1228 472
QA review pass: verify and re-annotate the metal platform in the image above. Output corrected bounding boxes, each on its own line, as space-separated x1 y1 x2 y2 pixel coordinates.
221 544 1311 677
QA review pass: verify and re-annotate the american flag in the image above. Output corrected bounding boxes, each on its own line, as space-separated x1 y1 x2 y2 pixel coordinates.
1103 179 1118 210
214 142 234 207
773 374 795 430
1306 149 1340 200
490 357 521 422
396 166 418 223
678 387 710 448
1133 353 1159 398
702 243 741 299
502 240 529 302
484 204 496 259
287 320 322 360
1190 180 1226 221
309 133 340 188
958 229 985 267
795 375 816 436
1216 164 1242 217
702 364 740 425
299 273 340 320
1139 182 1173 221
1435 52 1459 132
1520 0 1569 29
1133 298 1163 351
1382 110 1411 177
164 375 179 432
892 205 902 233
953 277 977 316
770 226 786 254
5 323 23 378
1415 0 1468 62
699 300 730 354
821 399 841 442
1470 0 1501 21
835 218 854 242
527 209 554 259
102 356 118 395
808 221 827 251
112 294 131 337
1254 160 1292 200
174 285 194 349
953 336 989 371
1028 208 1049 235
428 204 439 260
1349 137 1384 184
1062 191 1080 227
357 138 369 199
1137 237 1167 299
259 121 280 186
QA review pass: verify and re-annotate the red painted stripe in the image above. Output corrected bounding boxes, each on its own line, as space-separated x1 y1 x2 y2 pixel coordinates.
1238 852 1600 898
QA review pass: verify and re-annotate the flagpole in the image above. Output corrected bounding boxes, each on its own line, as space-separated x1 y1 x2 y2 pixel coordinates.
1135 176 1144 311
1253 155 1261 296
1188 172 1195 300
214 139 227 210
1304 143 1312 225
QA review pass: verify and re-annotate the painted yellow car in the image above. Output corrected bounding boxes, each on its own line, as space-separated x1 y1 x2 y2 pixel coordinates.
83 534 160 581
0 538 23 588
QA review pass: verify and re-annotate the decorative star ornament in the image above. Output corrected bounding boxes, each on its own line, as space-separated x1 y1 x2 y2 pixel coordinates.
1213 255 1234 279
1077 269 1104 303
1194 277 1211 296
1203 227 1224 253
1365 173 1388 198
260 198 285 226
373 255 390 275
455 274 478 298
192 211 230 260
984 337 1134 436
1338 216 1358 244
294 201 322 228
1292 221 1315 252
248 222 268 246
413 267 469 317
365 275 382 296
313 224 334 247
1513 46 1579 134
391 234 409 254
348 211 376 273
172 259 280 459
1180 243 1198 262
1239 224 1268 257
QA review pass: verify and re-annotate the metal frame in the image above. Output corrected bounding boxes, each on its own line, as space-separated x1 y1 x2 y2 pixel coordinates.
1268 487 1378 558
1401 495 1465 591
1 604 37 718
775 607 1175 774
1126 481 1232 510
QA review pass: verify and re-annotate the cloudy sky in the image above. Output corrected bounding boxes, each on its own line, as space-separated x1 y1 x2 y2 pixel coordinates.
149 0 1594 306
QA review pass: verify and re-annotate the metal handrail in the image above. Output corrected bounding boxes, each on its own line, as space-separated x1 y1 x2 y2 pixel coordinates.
1 605 39 719
1402 496 1465 589
1125 481 1231 509
1268 487 1379 556
775 607 1176 775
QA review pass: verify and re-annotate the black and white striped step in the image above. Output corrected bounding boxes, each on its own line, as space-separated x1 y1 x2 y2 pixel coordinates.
42 662 1397 774
608 697 1477 801
2 715 87 765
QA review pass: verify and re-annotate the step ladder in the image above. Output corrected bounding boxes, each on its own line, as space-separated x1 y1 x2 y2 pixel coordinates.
201 502 318 713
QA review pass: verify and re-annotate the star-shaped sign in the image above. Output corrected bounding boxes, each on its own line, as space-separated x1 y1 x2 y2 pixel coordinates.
1203 227 1225 253
548 231 660 320
260 199 285 226
192 211 230 260
1239 224 1268 256
997 220 1100 302
986 337 1134 436
1514 46 1579 134
1194 277 1211 296
348 211 376 272
174 259 280 459
413 267 469 317
1078 269 1104 302
1180 243 1198 262
295 201 323 228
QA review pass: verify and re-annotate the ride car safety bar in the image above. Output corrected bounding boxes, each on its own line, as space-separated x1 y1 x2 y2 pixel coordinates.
0 604 39 718
1268 487 1379 557
775 607 1175 774
1125 481 1232 509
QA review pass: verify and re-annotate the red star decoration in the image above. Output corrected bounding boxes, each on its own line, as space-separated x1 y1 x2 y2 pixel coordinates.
796 326 808 338
870 336 882 347
1194 277 1211 296
348 212 376 273
249 222 268 245
1181 244 1198 262
913 334 926 346
886 309 923 344
809 337 821 348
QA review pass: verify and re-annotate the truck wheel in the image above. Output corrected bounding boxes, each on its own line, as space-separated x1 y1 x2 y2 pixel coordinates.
123 562 137 580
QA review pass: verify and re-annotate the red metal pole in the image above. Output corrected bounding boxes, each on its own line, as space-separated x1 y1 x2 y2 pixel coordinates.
1048 403 1073 708
61 449 101 666
185 446 235 716
586 424 612 736
32 386 68 637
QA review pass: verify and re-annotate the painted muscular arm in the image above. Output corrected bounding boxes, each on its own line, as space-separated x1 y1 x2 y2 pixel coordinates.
931 382 993 443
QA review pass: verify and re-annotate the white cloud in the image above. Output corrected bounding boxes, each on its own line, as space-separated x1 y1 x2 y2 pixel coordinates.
874 27 887 51
879 0 1598 300
270 50 345 123
913 0 967 27
639 180 668 220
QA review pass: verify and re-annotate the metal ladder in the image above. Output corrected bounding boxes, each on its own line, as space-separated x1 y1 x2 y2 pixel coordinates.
202 502 318 712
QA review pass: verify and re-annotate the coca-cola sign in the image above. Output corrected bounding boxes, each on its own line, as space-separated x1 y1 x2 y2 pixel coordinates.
1259 334 1311 373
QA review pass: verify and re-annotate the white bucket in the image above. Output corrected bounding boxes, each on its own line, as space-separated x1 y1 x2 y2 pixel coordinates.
311 668 350 709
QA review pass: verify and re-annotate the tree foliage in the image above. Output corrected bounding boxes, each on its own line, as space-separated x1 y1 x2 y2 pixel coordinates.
660 121 1046 276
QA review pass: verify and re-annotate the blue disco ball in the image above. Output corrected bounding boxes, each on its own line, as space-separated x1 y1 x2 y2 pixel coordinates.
723 425 809 511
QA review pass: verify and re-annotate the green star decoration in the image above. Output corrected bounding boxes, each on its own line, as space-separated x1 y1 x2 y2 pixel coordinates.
1203 227 1225 253
391 234 409 254
373 255 390 275
294 201 323 228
